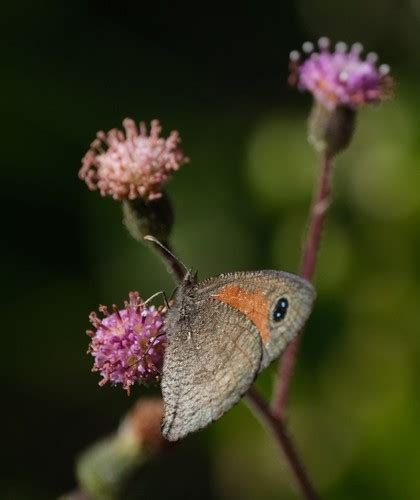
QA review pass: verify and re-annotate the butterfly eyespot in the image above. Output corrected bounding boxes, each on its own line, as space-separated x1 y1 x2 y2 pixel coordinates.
273 297 288 322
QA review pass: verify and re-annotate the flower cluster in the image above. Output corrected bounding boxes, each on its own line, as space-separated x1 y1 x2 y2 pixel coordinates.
79 118 189 201
289 37 393 110
87 292 166 394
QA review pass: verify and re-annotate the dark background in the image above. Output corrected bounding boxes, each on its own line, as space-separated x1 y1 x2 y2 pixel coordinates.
3 1 420 498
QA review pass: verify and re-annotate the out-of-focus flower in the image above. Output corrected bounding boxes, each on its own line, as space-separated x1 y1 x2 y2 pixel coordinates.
124 398 166 452
75 398 167 499
79 119 189 201
87 292 166 394
289 37 394 110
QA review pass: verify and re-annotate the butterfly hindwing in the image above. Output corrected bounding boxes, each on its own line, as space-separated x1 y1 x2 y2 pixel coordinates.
161 276 263 441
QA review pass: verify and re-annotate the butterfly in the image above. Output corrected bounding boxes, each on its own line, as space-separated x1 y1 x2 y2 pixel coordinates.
158 261 315 441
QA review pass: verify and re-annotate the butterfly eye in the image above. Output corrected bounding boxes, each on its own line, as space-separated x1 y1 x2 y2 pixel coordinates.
273 297 288 322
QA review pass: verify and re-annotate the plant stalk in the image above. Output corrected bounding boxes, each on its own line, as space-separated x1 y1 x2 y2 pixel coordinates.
272 153 334 418
245 388 319 500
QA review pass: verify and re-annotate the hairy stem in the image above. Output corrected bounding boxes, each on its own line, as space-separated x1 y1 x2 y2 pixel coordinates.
272 153 334 418
245 388 319 500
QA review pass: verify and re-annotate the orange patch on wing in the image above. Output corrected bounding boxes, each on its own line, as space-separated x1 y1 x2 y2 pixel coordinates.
212 285 270 343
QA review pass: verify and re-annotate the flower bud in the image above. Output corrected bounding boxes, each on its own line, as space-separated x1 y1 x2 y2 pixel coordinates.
76 399 166 499
308 102 356 156
122 192 174 244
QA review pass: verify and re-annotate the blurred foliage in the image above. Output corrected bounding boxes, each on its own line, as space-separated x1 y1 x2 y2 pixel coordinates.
2 0 420 499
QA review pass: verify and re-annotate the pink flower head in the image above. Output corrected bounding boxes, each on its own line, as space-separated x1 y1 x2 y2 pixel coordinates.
289 38 394 110
79 119 189 201
87 292 167 394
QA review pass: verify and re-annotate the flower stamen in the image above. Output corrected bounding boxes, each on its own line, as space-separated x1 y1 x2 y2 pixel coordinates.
86 291 167 393
289 37 394 110
79 119 189 201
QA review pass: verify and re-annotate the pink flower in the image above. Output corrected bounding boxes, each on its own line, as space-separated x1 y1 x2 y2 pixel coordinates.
87 292 166 394
79 119 189 201
289 38 394 110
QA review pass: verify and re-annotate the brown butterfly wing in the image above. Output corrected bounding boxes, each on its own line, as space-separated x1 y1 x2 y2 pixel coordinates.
161 276 263 442
161 270 315 441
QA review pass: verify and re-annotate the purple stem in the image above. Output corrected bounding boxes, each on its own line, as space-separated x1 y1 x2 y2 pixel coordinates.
272 153 334 418
245 388 319 500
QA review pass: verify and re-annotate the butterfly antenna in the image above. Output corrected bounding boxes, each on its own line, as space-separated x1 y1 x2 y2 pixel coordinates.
144 235 189 276
144 290 171 309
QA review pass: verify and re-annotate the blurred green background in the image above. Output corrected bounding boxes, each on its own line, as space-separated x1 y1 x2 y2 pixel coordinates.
3 1 420 498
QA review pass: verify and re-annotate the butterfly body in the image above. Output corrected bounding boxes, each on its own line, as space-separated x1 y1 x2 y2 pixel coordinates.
161 270 315 441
